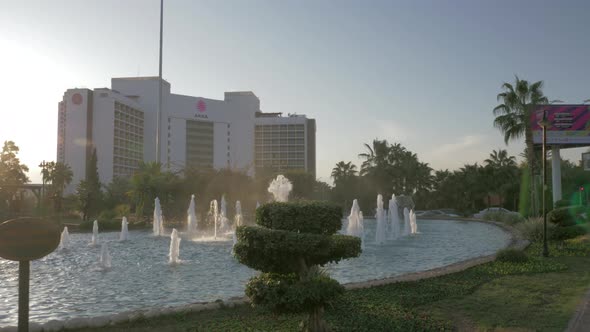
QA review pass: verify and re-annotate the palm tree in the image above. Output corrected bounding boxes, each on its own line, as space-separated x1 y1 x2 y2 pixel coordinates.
358 140 391 177
484 149 516 169
493 77 550 215
484 150 518 207
331 161 357 184
40 161 73 213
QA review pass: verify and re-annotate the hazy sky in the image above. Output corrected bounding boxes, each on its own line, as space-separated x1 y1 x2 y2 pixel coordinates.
1 0 589 184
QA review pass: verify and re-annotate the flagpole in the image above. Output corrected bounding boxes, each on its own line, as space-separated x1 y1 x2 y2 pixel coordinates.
156 0 163 164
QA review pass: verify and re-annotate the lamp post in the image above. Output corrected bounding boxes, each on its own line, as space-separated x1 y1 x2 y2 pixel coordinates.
38 160 49 211
538 110 550 257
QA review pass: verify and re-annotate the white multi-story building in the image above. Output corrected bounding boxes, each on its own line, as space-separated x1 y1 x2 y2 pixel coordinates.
254 112 316 175
56 77 315 193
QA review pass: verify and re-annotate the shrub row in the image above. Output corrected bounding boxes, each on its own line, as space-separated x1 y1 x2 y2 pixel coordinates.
483 211 524 224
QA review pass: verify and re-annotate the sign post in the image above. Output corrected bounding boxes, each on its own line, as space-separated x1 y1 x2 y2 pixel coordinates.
0 218 60 332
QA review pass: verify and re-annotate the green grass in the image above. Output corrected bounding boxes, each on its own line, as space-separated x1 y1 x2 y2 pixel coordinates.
72 239 590 332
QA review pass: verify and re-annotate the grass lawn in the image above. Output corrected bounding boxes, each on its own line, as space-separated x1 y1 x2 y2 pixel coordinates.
72 239 590 332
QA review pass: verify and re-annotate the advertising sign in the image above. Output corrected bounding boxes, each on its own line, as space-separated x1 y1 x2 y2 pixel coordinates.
531 105 590 145
583 152 590 171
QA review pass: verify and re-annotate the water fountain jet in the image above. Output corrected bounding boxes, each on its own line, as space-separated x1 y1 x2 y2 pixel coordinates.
388 194 400 239
268 175 292 202
90 220 99 246
169 228 181 264
59 226 70 250
375 195 387 244
153 197 164 236
187 195 197 235
120 217 129 241
403 208 411 236
346 199 364 239
99 243 112 270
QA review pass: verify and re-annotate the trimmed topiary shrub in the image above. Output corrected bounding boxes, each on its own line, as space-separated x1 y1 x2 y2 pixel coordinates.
234 201 361 332
496 248 528 263
550 225 587 241
548 207 576 227
255 201 342 235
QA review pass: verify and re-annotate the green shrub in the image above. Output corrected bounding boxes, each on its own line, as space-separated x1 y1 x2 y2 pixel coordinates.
483 211 523 224
236 200 362 329
547 207 576 227
554 199 570 208
234 226 361 274
98 209 117 222
550 225 587 241
483 211 503 221
114 204 131 217
496 248 528 263
500 213 524 224
79 218 121 231
256 201 342 235
245 272 344 313
515 217 556 242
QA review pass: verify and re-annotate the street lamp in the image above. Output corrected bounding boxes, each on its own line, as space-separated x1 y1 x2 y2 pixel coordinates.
38 160 49 205
538 110 550 257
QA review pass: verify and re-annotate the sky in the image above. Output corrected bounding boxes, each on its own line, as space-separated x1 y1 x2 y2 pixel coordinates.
1 0 589 184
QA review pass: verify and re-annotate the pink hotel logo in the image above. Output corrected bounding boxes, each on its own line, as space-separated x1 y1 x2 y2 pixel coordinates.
197 99 206 112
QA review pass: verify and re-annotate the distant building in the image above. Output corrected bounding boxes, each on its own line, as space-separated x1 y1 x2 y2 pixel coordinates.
254 112 316 176
56 77 316 193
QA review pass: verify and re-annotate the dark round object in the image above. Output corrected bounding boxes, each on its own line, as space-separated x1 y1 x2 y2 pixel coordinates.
0 218 60 261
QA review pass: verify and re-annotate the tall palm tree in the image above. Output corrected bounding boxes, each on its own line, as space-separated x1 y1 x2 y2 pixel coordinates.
484 149 516 169
331 161 357 184
358 140 391 176
484 150 517 207
40 161 73 213
493 77 550 215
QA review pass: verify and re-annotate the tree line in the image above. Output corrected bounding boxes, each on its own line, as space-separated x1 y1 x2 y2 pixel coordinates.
1 76 589 221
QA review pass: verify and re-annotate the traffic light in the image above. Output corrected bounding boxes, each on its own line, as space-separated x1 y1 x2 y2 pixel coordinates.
581 187 585 191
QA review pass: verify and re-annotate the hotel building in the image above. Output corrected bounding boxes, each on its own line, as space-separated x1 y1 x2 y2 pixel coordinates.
56 77 315 193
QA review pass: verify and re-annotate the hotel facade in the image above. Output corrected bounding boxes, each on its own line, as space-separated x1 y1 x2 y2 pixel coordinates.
57 77 315 193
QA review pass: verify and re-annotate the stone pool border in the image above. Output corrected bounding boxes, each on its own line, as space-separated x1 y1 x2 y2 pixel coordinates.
0 218 525 332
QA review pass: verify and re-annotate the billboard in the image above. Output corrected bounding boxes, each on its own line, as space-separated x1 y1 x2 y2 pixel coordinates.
583 152 590 171
531 105 590 145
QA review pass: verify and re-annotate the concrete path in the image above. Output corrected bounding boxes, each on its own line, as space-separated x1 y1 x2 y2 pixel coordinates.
566 287 590 332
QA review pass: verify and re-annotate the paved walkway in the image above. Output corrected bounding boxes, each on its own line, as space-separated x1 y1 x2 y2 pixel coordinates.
566 287 590 332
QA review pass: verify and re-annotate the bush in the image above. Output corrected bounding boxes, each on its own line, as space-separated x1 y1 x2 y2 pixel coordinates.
554 199 571 208
483 211 523 224
483 211 503 221
547 207 576 227
515 217 556 243
500 213 524 224
550 225 587 241
256 201 342 235
496 248 528 263
98 209 117 223
234 226 361 274
236 200 362 330
79 218 121 231
114 204 131 217
245 272 344 313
